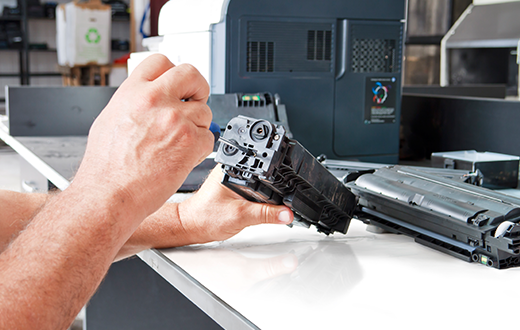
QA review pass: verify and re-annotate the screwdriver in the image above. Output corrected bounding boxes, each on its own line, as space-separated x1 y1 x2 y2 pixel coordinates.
218 136 257 157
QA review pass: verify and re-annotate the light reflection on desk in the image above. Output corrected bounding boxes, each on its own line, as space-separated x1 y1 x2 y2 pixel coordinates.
167 234 365 304
246 239 363 304
161 221 520 330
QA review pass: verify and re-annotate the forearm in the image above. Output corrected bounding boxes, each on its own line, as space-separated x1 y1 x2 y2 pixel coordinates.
0 190 186 262
0 190 49 252
0 185 142 329
115 202 190 261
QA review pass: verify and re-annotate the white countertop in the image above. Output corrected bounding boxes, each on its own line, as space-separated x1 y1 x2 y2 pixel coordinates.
155 220 520 330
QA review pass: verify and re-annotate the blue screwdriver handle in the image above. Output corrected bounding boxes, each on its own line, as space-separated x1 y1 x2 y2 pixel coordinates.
209 122 221 144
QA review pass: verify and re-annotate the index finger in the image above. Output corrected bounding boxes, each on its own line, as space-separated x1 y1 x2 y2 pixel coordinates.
130 54 175 82
154 63 210 104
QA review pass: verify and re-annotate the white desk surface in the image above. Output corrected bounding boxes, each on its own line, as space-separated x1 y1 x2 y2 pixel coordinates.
144 220 520 330
2 119 519 330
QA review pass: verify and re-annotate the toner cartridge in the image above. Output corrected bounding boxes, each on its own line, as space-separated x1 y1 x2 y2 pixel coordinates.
215 116 520 269
346 166 520 269
214 115 358 235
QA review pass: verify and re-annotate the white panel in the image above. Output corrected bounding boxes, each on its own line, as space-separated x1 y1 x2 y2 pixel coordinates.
159 32 212 84
211 22 226 93
158 0 229 34
127 51 156 75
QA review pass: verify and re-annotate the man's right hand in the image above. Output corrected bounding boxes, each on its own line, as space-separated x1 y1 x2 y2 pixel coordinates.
0 54 215 330
73 54 215 221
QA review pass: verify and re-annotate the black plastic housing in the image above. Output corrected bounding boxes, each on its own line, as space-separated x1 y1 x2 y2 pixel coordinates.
347 166 520 269
215 115 358 234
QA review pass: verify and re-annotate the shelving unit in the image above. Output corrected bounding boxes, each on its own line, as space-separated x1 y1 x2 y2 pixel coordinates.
0 0 130 109
0 0 51 107
0 2 28 91
403 0 472 86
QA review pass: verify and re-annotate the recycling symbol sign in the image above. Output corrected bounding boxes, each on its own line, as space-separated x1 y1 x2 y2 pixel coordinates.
85 28 101 44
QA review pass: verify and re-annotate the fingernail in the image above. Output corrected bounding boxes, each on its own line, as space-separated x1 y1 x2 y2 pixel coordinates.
278 210 292 224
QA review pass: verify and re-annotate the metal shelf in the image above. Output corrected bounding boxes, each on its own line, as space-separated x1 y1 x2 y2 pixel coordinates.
405 35 444 46
26 16 55 20
29 47 57 52
112 16 130 22
29 72 62 77
0 16 22 21
0 73 23 77
0 48 23 52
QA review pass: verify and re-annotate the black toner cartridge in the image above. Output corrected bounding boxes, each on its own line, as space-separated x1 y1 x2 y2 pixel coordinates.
215 115 358 235
216 116 520 269
346 166 520 269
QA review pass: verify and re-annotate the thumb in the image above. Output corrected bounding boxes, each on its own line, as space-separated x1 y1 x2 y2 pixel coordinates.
243 202 294 226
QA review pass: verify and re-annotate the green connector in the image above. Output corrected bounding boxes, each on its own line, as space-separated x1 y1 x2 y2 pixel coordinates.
480 255 488 265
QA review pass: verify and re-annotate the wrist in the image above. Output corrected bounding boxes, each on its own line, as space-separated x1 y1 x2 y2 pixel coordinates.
64 180 146 235
122 202 196 256
176 200 202 246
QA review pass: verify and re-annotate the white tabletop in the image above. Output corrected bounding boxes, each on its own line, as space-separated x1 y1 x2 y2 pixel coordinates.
148 220 520 330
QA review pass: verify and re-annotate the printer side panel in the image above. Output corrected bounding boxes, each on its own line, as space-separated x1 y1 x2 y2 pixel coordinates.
223 0 406 163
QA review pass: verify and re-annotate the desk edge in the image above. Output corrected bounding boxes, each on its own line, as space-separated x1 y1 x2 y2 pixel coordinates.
138 249 259 330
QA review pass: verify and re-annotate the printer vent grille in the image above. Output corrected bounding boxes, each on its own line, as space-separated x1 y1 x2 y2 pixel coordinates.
247 41 275 73
307 30 332 61
351 38 397 73
245 21 333 73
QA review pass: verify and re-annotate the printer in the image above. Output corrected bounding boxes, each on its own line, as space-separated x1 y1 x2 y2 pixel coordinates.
130 0 407 163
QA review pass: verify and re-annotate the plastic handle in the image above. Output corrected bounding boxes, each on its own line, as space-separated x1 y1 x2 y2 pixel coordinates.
210 122 221 144
336 19 348 81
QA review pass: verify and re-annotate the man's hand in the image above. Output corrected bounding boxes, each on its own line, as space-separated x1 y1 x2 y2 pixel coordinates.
0 55 215 330
177 166 294 245
117 166 294 259
73 54 214 221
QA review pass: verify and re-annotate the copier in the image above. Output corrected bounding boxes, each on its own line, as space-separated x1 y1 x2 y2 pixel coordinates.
129 0 407 163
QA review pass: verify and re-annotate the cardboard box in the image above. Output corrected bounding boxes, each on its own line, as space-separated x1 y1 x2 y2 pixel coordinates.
431 150 520 188
56 0 111 66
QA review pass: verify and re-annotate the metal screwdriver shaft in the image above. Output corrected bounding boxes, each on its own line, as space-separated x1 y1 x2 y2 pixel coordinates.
218 137 257 157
